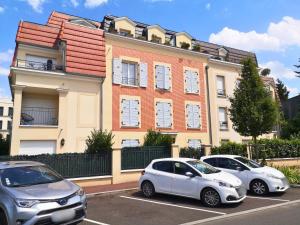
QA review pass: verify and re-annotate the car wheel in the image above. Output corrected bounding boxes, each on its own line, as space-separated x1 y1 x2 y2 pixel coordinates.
141 181 155 198
201 188 221 207
0 210 8 225
251 179 269 195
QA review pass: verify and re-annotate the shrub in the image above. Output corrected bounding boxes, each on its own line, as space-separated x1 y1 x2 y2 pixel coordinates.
276 166 300 184
85 129 114 154
143 130 173 149
211 142 247 156
192 44 201 52
164 40 171 46
180 147 203 159
180 42 190 49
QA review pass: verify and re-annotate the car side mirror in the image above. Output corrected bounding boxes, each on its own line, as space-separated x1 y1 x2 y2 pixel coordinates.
236 166 243 171
185 172 194 177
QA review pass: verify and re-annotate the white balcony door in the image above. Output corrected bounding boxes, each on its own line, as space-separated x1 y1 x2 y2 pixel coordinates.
19 140 56 155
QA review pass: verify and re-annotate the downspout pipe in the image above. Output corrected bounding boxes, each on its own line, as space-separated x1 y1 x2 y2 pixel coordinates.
99 78 104 131
205 65 213 146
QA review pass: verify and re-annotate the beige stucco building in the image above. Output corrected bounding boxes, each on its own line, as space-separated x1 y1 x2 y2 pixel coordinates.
0 98 13 139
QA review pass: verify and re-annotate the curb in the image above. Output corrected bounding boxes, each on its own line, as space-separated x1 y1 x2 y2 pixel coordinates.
86 187 138 198
291 184 300 188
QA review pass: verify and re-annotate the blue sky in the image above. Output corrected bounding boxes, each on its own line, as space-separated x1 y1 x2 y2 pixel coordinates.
0 0 300 99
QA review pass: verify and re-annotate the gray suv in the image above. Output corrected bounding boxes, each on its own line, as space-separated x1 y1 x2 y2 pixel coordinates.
0 161 87 225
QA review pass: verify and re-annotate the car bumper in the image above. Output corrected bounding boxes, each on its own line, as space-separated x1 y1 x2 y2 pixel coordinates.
268 178 290 192
220 186 247 204
10 195 87 225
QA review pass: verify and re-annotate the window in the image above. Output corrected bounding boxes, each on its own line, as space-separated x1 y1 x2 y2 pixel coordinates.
0 107 3 116
121 139 140 148
219 107 228 130
188 139 201 149
0 120 2 130
155 65 171 90
7 121 12 130
156 102 172 128
218 158 243 170
8 107 13 117
121 99 140 127
184 70 199 94
203 158 218 167
119 28 132 37
216 76 226 96
174 162 197 176
186 104 201 129
153 161 173 173
122 62 137 86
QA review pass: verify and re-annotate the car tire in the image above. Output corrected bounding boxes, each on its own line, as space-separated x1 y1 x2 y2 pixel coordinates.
201 188 221 207
0 210 8 225
141 181 155 198
250 179 269 195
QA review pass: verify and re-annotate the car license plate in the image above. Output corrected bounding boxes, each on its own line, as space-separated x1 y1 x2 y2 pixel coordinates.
52 209 75 223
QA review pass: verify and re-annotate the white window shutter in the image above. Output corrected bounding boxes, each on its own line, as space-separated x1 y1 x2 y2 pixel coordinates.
184 70 191 93
122 139 140 148
164 66 171 90
186 104 194 128
193 105 201 128
188 139 201 149
192 71 199 94
113 58 122 84
130 100 140 127
139 62 148 87
121 99 130 126
164 102 172 128
156 102 164 128
155 65 164 89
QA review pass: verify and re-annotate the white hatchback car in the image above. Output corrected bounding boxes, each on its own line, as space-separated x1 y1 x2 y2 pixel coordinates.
139 158 246 207
201 155 289 195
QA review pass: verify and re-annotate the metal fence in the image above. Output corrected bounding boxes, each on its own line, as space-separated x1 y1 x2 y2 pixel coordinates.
0 153 112 179
121 146 171 170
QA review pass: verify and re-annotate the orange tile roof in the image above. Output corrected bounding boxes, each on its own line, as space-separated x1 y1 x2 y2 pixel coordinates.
15 11 105 78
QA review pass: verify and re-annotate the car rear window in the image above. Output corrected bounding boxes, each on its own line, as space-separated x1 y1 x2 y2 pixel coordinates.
0 166 63 187
152 161 173 173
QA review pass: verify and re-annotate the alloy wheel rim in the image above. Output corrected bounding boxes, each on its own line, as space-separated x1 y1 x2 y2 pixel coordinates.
253 182 266 194
204 190 219 206
143 183 153 197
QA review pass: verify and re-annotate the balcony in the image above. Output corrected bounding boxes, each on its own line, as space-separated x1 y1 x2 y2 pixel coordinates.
16 59 63 72
21 107 58 126
219 121 228 131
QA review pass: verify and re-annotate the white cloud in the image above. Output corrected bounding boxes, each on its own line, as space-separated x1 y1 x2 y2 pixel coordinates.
25 0 46 13
205 3 211 10
260 61 296 80
84 0 108 8
70 0 79 7
0 66 9 76
0 6 5 13
287 86 299 97
0 49 14 64
209 16 300 52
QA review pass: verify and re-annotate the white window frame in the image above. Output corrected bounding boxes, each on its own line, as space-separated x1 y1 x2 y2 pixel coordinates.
121 139 140 148
218 107 228 130
121 61 138 86
188 139 202 149
216 75 226 97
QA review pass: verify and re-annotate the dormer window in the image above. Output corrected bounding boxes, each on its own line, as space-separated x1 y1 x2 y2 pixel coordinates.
147 25 166 44
218 47 228 61
114 17 136 38
119 28 133 37
175 32 192 50
151 34 162 43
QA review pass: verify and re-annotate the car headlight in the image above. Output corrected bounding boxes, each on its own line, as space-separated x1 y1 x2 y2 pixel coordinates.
266 174 281 179
76 188 85 197
215 180 234 188
15 199 40 208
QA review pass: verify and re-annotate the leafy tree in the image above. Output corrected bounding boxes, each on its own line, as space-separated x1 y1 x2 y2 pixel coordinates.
295 58 300 77
229 58 279 147
85 129 114 154
260 68 271 76
281 112 300 139
143 129 173 149
276 79 289 102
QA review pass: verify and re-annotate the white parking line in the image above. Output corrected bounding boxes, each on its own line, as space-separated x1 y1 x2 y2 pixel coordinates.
120 195 226 215
84 218 110 225
247 196 290 202
86 187 138 197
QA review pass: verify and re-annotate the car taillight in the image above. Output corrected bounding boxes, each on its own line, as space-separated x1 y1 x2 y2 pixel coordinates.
141 170 145 175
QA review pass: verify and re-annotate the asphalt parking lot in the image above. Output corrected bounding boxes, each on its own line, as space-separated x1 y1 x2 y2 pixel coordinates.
80 187 300 225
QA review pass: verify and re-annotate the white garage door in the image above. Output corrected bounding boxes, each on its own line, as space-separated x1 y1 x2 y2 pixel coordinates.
20 140 56 155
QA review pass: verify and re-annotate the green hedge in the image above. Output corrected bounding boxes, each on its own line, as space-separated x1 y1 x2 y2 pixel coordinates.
180 147 204 159
211 142 247 156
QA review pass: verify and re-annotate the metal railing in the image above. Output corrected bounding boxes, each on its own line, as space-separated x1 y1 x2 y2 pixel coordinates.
217 89 226 96
122 77 138 86
219 121 228 130
16 59 63 71
20 107 58 126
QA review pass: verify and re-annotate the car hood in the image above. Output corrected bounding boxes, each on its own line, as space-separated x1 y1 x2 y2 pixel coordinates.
252 166 285 178
5 180 79 200
204 171 242 187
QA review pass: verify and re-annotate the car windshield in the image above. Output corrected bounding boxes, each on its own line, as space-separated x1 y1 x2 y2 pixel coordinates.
235 157 262 168
187 160 221 174
0 165 63 187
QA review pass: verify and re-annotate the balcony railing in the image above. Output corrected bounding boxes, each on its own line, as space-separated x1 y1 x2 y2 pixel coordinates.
122 77 138 86
20 107 58 126
16 59 63 72
219 121 228 130
217 89 226 97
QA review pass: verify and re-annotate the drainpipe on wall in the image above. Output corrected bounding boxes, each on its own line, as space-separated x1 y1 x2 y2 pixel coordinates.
99 78 104 131
205 65 213 146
